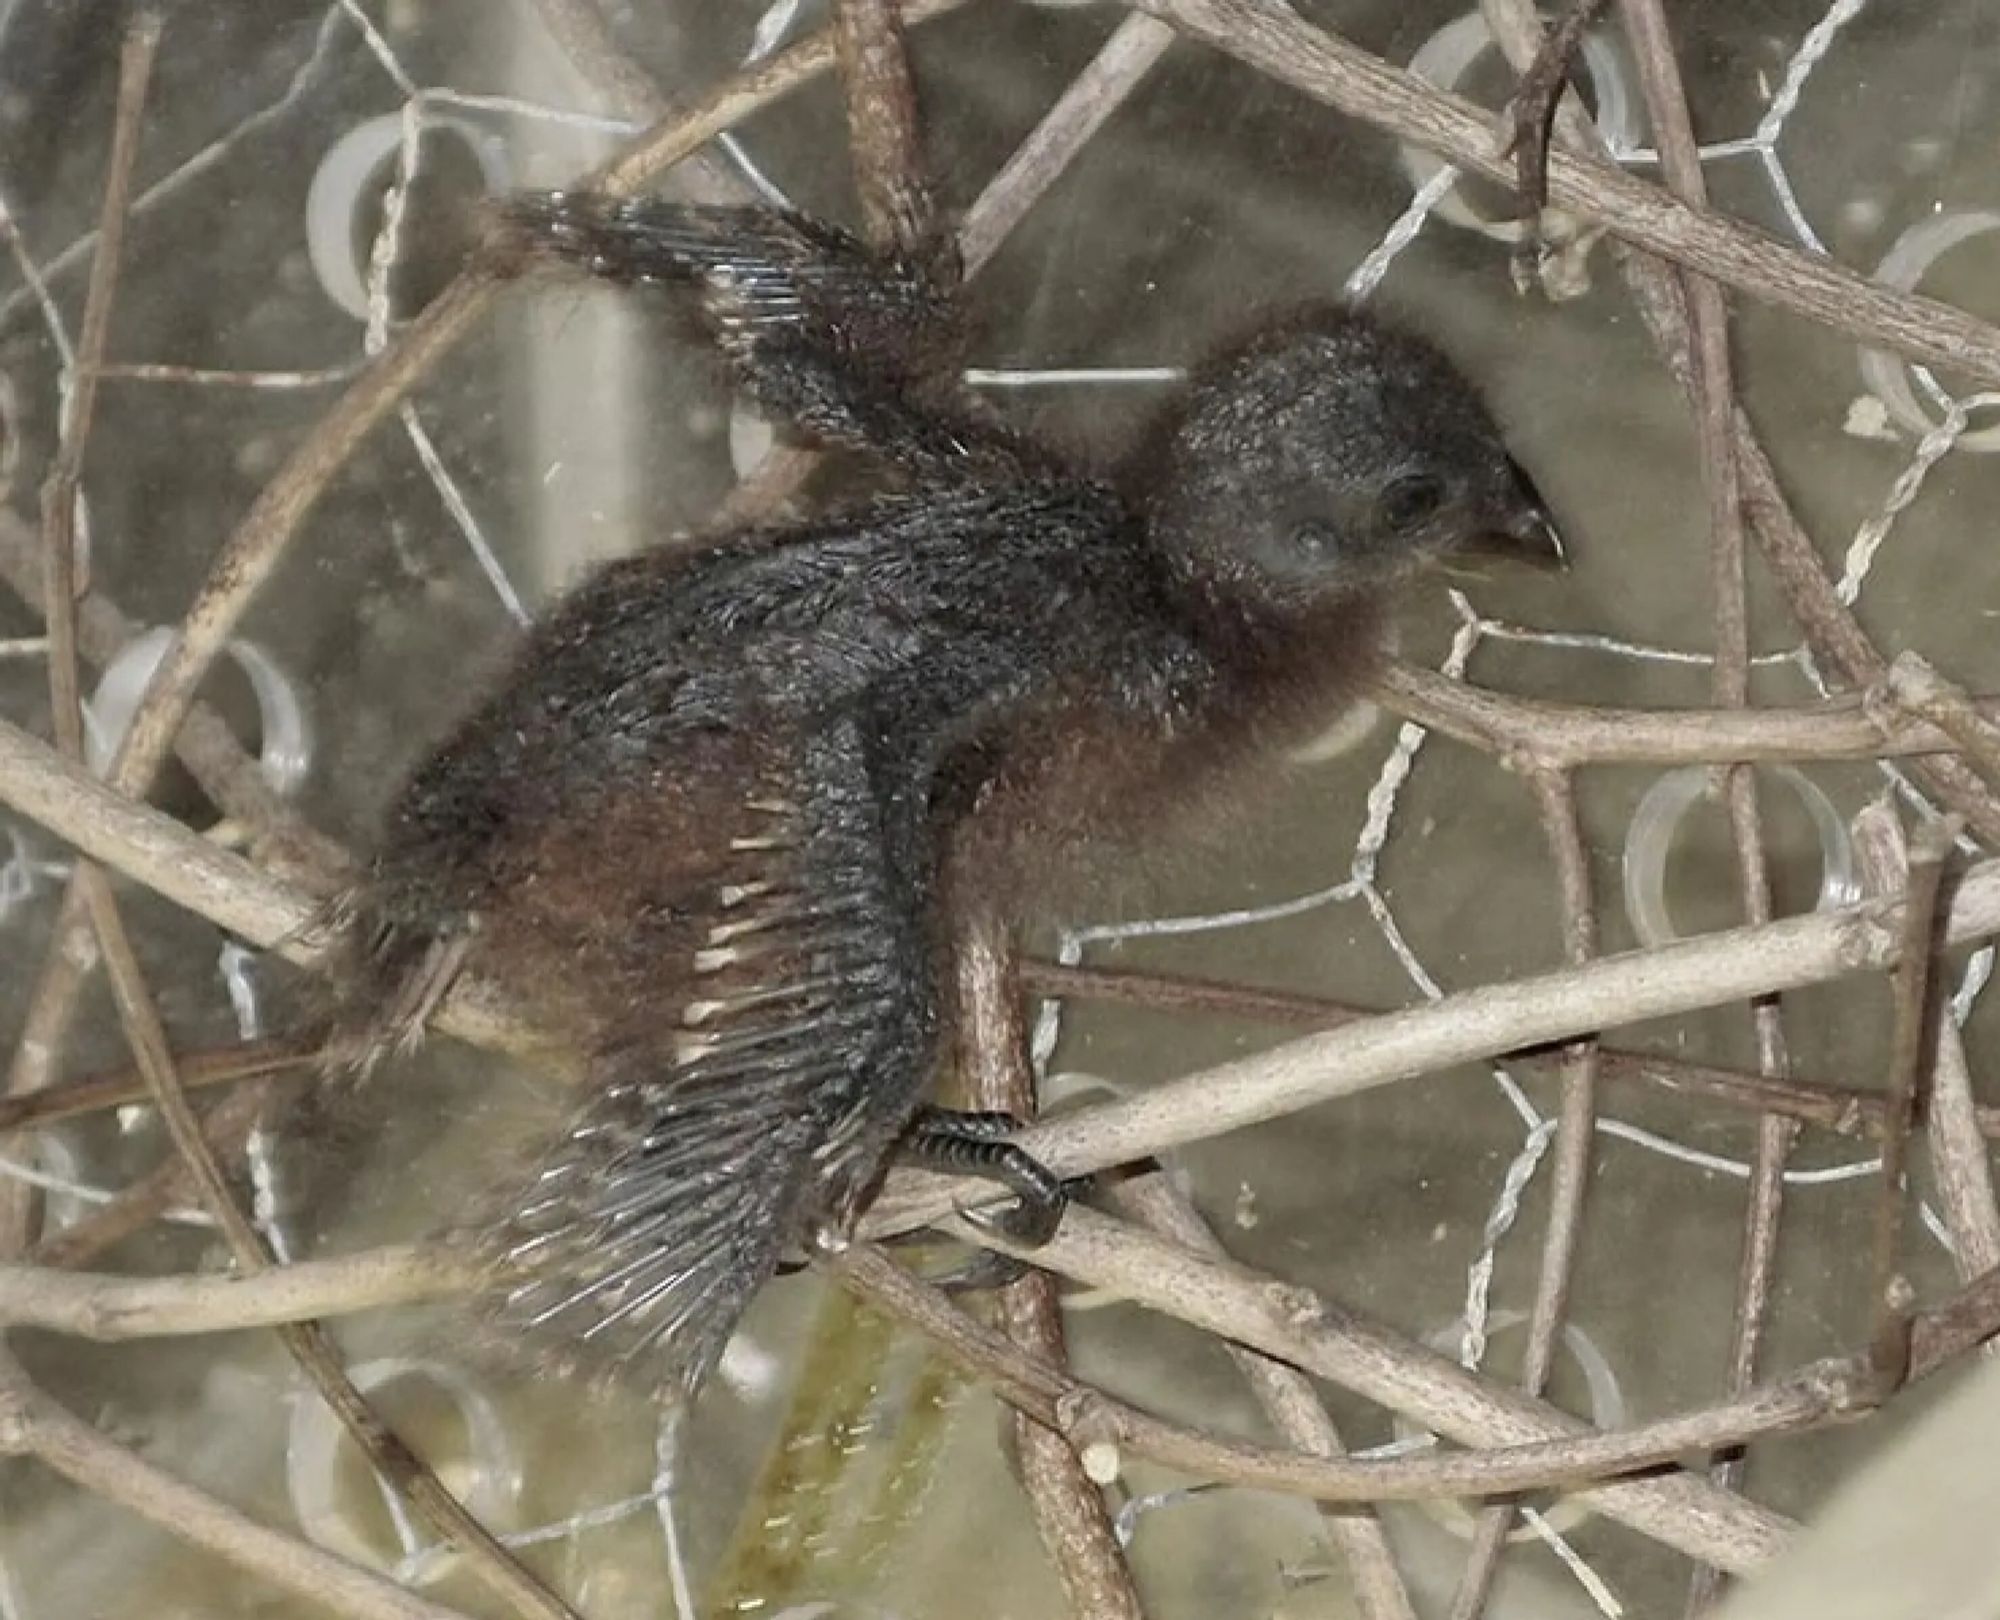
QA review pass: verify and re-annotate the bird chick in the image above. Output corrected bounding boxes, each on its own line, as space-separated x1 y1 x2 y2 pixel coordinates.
338 196 1562 1397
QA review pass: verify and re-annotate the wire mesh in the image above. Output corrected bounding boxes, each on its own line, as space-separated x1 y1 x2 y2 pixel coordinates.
2 2 1998 1618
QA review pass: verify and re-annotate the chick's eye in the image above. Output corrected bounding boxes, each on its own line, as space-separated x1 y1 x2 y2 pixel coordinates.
1380 473 1446 534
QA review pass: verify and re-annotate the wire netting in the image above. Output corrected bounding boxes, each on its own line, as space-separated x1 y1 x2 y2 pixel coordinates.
3 2 2000 1618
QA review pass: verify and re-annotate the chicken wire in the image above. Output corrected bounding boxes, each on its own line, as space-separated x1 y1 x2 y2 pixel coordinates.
1 1 1997 1618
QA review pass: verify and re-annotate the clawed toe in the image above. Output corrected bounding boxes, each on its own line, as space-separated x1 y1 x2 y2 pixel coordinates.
957 1176 1065 1248
902 1106 1070 1249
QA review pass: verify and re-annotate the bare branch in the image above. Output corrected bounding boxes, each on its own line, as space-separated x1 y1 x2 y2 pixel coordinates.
1130 0 2000 387
866 859 2000 1238
957 910 1146 1620
0 1347 475 1620
0 1244 464 1337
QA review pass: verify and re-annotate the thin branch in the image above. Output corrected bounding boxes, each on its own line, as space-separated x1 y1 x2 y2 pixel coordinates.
1910 1261 2000 1375
1371 664 2000 769
0 1036 311 1134
1500 0 1613 229
0 714 545 1061
0 1346 475 1620
1592 7 1797 1608
8 11 160 1259
957 909 1146 1620
833 0 934 255
0 1243 462 1337
1449 766 1600 1617
0 1225 1935 1537
1857 810 2000 1283
1128 0 2000 387
38 10 158 606
14 708 2000 1234
0 510 350 884
1110 1173 1418 1620
865 858 2000 1240
524 0 743 205
527 0 670 122
837 1242 1877 1506
1860 812 1957 1391
957 1204 1794 1573
1021 960 1973 1140
1882 652 2000 791
957 13 1177 277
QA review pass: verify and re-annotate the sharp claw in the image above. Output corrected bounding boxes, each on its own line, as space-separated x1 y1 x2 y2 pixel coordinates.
959 1182 1066 1248
925 1247 1033 1293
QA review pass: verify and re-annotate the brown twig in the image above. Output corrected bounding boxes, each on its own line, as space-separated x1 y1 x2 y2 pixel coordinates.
838 1242 1878 1506
957 908 1146 1620
0 1036 312 1134
1373 663 2000 769
0 714 544 1060
31 1080 271 1269
1449 767 1600 1617
0 1345 476 1620
524 0 743 205
1596 5 1796 1607
8 12 160 1259
1501 0 1615 224
1861 812 1957 1395
38 11 157 606
834 0 934 255
1022 959 1977 1139
527 0 670 123
957 13 1178 277
870 852 2000 1239
10 1228 1992 1375
1881 652 2000 792
16 706 2000 1226
1109 1173 1418 1620
959 1204 1794 1572
0 1227 1923 1526
1131 0 2000 387
0 509 350 884
0 1243 463 1337
1909 1262 2000 1375
1856 809 2000 1284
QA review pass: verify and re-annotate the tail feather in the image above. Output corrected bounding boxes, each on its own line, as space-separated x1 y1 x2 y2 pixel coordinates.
479 1052 822 1395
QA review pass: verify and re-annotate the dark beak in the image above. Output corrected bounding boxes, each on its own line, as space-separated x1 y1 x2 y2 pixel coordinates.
1473 465 1568 571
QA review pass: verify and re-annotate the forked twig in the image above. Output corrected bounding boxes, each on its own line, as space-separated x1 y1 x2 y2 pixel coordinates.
1854 807 2000 1283
1860 813 1958 1394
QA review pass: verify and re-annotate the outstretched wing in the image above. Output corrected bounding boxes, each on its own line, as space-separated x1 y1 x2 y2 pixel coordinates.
494 193 1006 471
475 718 938 1396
